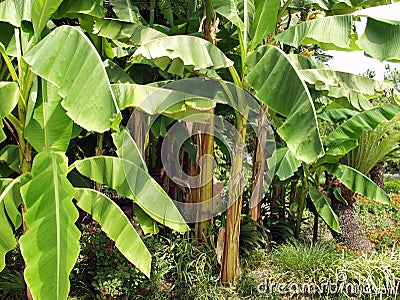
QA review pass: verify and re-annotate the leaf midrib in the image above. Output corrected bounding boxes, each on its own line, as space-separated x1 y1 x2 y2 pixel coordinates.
51 155 61 300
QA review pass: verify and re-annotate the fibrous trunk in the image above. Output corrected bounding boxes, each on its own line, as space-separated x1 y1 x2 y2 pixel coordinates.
369 161 385 189
195 110 214 242
249 104 269 223
330 180 373 251
220 117 246 284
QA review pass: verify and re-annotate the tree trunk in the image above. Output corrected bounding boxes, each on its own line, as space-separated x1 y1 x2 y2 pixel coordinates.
203 0 217 45
329 179 373 251
195 110 214 242
369 161 385 189
220 116 247 285
249 104 268 223
195 0 216 243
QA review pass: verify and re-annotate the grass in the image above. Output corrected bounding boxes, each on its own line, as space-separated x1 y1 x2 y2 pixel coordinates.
239 243 400 299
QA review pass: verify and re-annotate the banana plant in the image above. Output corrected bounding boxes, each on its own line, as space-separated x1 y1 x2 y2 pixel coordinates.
118 0 321 284
214 0 400 268
0 1 188 299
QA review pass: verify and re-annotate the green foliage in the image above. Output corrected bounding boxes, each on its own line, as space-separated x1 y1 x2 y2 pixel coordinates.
23 26 121 133
0 246 25 299
239 215 268 254
71 229 225 300
245 45 324 164
326 164 391 204
384 177 400 194
70 222 147 299
74 188 152 277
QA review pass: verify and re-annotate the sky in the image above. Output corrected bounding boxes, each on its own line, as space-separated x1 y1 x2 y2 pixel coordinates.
325 3 400 81
326 50 399 81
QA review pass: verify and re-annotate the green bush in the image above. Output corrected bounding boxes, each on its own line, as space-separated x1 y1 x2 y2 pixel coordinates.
69 222 147 299
384 177 400 193
384 177 400 194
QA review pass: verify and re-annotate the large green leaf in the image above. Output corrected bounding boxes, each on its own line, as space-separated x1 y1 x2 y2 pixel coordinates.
250 0 280 50
213 0 244 30
272 147 301 181
357 18 400 62
318 108 359 123
309 187 341 233
0 174 30 230
300 69 393 99
111 83 159 111
0 180 17 272
23 26 120 133
111 129 158 236
0 0 31 27
314 139 359 166
325 0 390 15
109 0 140 23
104 59 135 84
93 18 166 46
74 188 151 277
31 0 64 39
75 156 189 233
131 36 234 76
25 80 73 153
20 152 80 300
112 129 147 170
245 45 324 164
53 0 106 19
0 144 20 173
0 175 30 271
274 15 358 51
324 92 374 112
134 204 159 235
111 83 214 118
324 105 400 147
0 82 19 143
287 53 330 70
0 82 19 117
325 164 390 204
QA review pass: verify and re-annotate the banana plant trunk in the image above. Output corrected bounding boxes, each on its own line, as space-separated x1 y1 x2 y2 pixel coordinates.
194 0 217 243
195 110 214 242
249 104 269 223
203 0 217 44
221 116 247 284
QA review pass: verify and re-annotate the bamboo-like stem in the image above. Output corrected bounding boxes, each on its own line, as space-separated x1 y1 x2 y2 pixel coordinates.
149 0 155 28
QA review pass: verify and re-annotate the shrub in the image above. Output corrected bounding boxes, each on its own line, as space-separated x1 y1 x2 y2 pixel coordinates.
384 177 400 194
